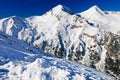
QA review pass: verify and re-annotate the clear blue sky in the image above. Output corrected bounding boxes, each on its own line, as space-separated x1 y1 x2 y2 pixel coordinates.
0 0 120 18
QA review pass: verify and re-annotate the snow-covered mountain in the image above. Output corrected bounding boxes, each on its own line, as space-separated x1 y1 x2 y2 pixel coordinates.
80 5 120 34
0 5 120 79
0 32 114 80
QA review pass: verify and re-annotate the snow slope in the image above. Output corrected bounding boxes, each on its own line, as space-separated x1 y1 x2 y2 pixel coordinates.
80 5 120 34
0 32 114 80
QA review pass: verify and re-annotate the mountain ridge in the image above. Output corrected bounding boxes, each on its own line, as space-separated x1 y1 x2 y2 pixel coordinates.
0 5 120 79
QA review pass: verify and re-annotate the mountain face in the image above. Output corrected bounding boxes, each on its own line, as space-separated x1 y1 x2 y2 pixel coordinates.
0 5 120 79
0 32 114 80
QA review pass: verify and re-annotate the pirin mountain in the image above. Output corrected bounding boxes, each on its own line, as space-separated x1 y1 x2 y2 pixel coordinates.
0 5 119 79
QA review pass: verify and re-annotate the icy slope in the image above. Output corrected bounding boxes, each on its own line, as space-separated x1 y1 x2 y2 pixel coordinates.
0 5 119 78
0 32 114 80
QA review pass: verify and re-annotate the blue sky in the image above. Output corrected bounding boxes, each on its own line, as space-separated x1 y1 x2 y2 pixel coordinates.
0 0 120 18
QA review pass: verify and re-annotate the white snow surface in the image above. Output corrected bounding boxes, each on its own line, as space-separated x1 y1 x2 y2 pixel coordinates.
0 32 114 80
80 5 120 34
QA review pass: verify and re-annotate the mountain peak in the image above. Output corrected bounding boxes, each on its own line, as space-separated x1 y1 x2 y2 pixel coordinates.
80 5 105 18
46 4 74 15
53 4 64 10
90 5 100 10
87 5 105 15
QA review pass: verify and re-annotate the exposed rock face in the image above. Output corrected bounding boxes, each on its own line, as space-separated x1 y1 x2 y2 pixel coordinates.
105 35 120 78
0 5 119 79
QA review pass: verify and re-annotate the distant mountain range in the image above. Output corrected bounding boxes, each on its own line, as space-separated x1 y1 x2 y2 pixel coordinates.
0 5 119 79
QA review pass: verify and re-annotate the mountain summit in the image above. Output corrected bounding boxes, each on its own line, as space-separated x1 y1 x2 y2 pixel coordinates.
80 5 105 19
88 5 105 14
52 4 72 12
46 4 74 16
